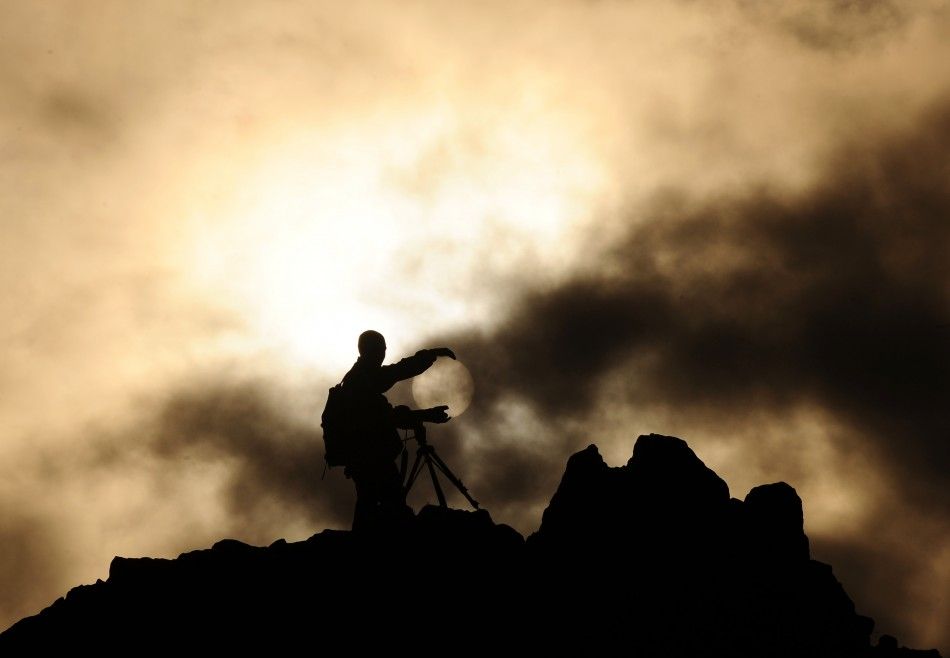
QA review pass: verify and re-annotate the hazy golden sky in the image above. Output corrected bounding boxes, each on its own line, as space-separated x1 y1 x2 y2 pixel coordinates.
1 0 948 650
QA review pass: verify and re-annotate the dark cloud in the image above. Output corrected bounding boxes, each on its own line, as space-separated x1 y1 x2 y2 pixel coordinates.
41 89 116 141
464 442 566 520
734 0 911 50
125 372 566 537
811 536 933 647
145 379 353 536
0 506 64 628
442 98 950 511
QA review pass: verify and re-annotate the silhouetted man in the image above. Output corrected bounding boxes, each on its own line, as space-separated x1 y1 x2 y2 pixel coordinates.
342 330 455 531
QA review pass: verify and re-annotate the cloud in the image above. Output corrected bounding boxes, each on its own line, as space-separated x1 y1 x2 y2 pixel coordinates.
143 377 354 538
0 506 64 629
812 530 950 651
735 0 911 50
443 97 950 507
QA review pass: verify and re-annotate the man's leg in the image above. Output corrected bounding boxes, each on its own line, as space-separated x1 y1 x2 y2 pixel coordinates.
350 466 380 532
350 460 408 531
377 460 412 522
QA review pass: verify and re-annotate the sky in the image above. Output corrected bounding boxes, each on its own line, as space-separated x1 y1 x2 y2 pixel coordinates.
0 0 948 650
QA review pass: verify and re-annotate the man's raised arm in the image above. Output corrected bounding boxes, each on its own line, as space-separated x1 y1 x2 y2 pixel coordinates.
377 347 456 391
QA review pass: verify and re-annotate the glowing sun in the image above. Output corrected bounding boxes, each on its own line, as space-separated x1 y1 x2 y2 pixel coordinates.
412 358 475 417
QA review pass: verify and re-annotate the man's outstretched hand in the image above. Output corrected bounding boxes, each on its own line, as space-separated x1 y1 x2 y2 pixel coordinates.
428 347 456 360
420 405 451 424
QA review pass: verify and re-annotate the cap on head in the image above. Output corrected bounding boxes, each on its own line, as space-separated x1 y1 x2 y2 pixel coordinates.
358 330 386 358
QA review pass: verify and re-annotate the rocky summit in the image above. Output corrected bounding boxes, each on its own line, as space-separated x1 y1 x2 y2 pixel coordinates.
0 434 941 656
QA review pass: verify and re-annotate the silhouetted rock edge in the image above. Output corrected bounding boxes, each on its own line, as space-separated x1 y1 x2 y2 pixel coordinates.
0 434 941 657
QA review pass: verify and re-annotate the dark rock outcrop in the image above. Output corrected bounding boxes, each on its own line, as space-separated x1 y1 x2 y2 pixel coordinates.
0 434 941 657
744 481 811 564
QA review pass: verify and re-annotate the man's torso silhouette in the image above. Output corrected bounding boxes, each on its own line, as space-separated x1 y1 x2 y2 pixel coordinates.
341 339 440 530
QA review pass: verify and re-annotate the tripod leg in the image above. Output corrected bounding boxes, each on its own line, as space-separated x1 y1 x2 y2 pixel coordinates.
399 448 408 484
428 449 480 509
403 450 426 498
425 452 448 507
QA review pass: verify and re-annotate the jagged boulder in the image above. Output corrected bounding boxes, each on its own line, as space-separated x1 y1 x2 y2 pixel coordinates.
526 434 877 657
744 481 810 564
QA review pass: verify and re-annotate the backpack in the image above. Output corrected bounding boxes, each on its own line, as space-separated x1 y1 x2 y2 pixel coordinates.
321 383 354 467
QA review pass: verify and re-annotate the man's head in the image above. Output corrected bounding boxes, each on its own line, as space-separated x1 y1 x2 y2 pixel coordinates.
358 330 386 366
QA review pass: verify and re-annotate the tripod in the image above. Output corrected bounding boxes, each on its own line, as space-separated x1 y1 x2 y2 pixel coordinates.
401 423 479 510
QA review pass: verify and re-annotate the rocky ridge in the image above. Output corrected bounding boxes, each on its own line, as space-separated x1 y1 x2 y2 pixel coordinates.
0 434 940 656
